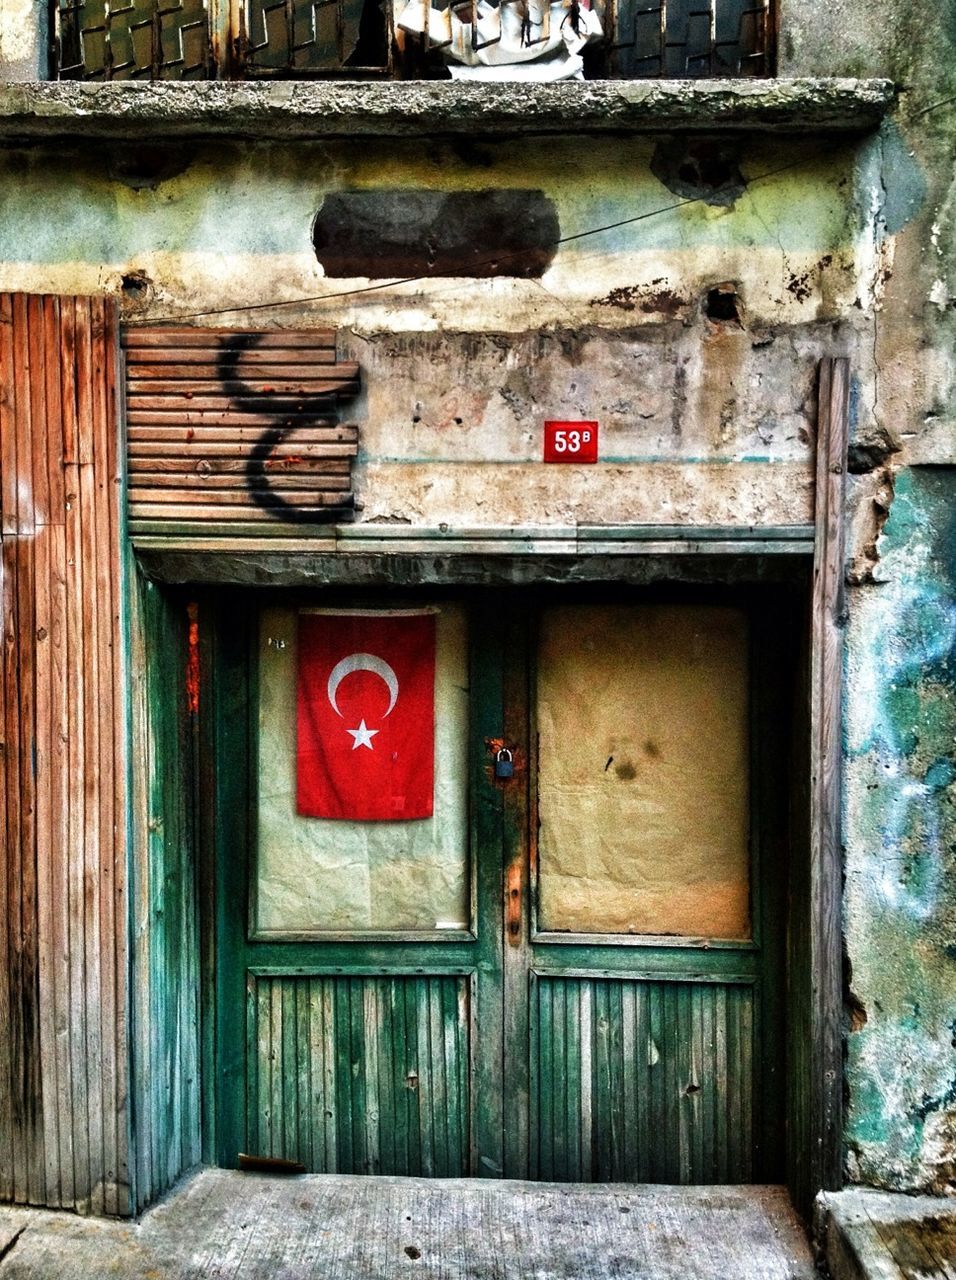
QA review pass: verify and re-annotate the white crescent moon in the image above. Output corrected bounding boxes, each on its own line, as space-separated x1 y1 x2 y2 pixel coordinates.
327 652 399 718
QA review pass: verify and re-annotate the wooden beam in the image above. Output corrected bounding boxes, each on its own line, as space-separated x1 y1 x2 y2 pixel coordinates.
807 355 850 1201
122 329 337 349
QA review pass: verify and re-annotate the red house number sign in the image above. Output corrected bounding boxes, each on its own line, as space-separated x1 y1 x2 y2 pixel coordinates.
543 420 599 463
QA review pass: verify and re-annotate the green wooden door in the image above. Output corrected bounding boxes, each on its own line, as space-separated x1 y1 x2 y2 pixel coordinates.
211 591 785 1182
500 596 787 1184
213 594 507 1177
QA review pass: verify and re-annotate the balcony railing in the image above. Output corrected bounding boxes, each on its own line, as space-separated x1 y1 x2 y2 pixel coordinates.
53 0 774 80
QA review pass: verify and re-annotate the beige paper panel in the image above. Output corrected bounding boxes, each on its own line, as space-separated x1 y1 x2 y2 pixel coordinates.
537 605 750 939
256 604 469 934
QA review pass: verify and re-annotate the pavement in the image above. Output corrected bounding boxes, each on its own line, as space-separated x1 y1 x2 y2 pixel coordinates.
0 1170 817 1279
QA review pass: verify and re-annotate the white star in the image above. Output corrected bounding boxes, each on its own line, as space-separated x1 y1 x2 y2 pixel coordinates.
347 719 379 751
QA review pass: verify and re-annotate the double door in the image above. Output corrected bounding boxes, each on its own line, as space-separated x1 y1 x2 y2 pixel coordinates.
212 590 786 1183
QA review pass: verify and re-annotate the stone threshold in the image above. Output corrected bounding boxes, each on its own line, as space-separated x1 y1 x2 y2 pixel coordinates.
816 1187 956 1280
0 1170 817 1278
0 78 895 142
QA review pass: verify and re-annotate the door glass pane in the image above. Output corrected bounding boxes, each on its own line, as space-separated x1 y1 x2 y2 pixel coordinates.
536 604 750 939
255 603 470 936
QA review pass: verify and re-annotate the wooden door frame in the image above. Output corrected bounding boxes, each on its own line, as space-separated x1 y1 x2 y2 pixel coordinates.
185 357 847 1208
795 356 849 1212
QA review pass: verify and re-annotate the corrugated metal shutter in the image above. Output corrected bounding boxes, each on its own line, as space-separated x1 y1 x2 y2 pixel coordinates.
123 327 360 546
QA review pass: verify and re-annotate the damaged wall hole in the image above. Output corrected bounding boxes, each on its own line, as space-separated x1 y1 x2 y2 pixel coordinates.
121 270 152 304
705 283 743 326
651 137 747 208
106 144 193 190
847 991 868 1032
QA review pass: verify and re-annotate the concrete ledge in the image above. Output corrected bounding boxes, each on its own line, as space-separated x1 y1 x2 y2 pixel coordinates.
816 1188 956 1280
0 78 896 142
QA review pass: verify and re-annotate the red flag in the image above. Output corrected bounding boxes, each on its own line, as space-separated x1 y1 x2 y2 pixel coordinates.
296 611 436 821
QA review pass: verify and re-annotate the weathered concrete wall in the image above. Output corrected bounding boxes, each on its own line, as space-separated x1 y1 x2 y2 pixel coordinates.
779 4 956 1197
0 133 869 528
0 0 954 1198
844 468 956 1195
0 0 44 81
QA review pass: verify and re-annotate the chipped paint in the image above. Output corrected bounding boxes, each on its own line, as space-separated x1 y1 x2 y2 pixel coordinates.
0 130 864 531
1 0 955 1202
844 467 956 1194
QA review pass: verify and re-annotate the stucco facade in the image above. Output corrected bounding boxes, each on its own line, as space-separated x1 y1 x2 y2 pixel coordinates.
0 0 953 1216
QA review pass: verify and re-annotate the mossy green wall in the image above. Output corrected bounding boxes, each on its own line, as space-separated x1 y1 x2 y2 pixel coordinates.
844 468 956 1193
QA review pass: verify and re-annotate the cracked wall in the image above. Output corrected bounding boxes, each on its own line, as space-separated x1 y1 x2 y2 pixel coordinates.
1 0 955 1198
781 3 956 1196
0 133 868 528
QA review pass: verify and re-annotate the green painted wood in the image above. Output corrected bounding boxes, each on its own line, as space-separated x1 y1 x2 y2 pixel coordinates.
211 596 254 1172
499 602 532 1180
750 589 795 1187
208 588 789 1187
212 594 506 1178
531 974 757 1184
524 589 789 1188
130 575 202 1211
245 972 470 1176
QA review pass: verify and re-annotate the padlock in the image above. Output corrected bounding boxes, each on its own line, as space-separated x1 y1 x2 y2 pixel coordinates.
495 748 514 779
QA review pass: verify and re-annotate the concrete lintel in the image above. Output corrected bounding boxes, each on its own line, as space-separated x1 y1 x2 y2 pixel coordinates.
0 78 896 144
137 549 812 588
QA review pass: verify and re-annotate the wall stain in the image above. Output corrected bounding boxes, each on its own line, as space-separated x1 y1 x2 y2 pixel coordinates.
845 466 956 1194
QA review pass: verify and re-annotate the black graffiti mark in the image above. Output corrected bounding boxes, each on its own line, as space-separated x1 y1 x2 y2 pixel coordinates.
914 1073 956 1124
216 331 352 524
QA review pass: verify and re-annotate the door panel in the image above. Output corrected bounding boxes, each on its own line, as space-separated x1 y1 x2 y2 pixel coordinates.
511 596 785 1185
213 594 506 1178
246 971 471 1176
531 973 755 1183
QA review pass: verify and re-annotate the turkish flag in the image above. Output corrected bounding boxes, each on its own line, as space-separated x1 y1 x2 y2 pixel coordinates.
296 611 436 821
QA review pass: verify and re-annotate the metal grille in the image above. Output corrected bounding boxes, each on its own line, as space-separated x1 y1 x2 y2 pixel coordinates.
53 0 771 77
608 0 773 77
55 0 211 79
240 0 391 74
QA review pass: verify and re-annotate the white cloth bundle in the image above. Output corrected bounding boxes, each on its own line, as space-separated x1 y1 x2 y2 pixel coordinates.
395 0 603 79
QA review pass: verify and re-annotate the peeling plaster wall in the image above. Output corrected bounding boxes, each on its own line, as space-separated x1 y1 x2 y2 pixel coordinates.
1 0 955 1197
844 469 956 1195
778 4 956 1197
0 0 44 81
0 134 869 528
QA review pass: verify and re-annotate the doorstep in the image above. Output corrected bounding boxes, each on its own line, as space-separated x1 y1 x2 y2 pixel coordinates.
816 1187 956 1280
0 1170 816 1279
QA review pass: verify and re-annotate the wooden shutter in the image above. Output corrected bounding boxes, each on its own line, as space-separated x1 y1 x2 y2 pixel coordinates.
0 294 129 1214
123 327 360 548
